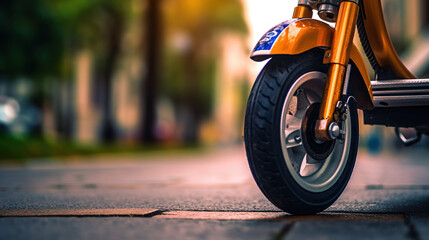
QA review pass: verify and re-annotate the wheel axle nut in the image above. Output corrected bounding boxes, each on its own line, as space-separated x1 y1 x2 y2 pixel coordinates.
328 122 340 139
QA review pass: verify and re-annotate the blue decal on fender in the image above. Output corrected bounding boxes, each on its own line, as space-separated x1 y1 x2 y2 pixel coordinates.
252 19 299 53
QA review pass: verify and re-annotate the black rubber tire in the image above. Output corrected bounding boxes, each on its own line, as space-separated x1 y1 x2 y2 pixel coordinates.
244 50 359 215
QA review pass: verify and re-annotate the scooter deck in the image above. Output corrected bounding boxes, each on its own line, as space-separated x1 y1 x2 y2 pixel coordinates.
371 79 429 107
364 78 429 127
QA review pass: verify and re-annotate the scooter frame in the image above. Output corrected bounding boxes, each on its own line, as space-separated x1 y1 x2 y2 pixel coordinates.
251 0 429 139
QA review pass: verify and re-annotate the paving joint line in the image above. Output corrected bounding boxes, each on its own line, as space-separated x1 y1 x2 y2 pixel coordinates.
273 222 295 240
0 209 406 222
0 208 160 218
404 214 421 240
144 210 164 218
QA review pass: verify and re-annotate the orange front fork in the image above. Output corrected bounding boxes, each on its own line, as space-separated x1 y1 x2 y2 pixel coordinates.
315 1 360 140
292 4 313 18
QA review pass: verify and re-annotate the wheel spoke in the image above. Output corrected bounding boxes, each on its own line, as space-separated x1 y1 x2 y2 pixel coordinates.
285 128 302 149
297 89 311 110
286 113 302 129
299 154 321 177
276 71 355 194
290 149 306 173
288 96 298 116
305 90 320 104
295 109 306 119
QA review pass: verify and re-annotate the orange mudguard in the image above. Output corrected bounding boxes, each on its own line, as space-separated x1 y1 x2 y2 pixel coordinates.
251 18 374 110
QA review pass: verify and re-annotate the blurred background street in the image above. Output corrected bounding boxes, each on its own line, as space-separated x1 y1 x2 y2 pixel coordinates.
0 0 429 158
1 0 429 239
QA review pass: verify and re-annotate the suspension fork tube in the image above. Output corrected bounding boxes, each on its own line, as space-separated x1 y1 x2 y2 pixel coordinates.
293 0 315 18
293 5 313 18
315 0 359 140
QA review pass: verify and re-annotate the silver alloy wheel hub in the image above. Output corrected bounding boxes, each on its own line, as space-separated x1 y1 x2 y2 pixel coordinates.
280 72 352 193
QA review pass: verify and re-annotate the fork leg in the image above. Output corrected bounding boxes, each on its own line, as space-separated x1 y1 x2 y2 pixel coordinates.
315 0 359 140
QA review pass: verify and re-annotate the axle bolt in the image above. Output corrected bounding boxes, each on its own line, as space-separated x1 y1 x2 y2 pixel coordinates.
328 122 340 139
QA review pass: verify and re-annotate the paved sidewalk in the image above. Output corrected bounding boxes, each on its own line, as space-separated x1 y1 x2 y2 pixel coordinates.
1 145 429 239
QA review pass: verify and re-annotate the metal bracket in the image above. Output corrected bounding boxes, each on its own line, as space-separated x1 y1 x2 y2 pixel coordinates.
395 127 421 147
298 0 319 9
342 64 352 95
344 0 359 4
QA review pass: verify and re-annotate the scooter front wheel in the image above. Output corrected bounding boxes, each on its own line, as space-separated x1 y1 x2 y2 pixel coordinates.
244 50 358 215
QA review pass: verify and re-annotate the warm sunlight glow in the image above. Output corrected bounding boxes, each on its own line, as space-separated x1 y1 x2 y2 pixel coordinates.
242 0 296 77
243 0 295 47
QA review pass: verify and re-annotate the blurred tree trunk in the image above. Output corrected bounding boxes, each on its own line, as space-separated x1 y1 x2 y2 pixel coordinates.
54 54 74 140
181 39 202 143
140 0 162 143
56 78 74 139
99 10 123 142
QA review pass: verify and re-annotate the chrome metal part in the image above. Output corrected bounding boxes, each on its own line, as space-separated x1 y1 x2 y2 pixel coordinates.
371 79 429 107
395 127 421 146
343 64 352 95
299 0 319 10
318 3 339 22
280 71 352 192
371 79 429 89
317 0 341 22
328 122 340 139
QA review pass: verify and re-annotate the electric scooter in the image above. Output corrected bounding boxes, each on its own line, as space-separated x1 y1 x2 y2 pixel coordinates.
244 0 429 215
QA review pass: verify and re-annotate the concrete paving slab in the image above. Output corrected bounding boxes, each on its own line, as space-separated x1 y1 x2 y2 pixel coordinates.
331 189 429 214
0 186 277 211
409 215 429 240
284 221 411 240
0 209 405 222
154 211 285 220
276 212 404 222
3 186 429 213
1 146 429 239
0 208 159 217
153 211 404 222
0 218 286 240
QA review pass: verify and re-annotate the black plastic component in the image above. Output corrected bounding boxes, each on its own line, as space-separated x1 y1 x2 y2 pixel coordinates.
357 1 379 73
364 106 429 127
302 103 335 161
319 0 341 7
375 68 397 81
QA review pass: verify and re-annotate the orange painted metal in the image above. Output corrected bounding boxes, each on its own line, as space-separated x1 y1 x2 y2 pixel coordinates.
271 20 332 55
293 5 313 19
318 1 360 133
319 63 347 119
361 0 416 79
267 19 373 110
328 2 359 66
349 46 374 110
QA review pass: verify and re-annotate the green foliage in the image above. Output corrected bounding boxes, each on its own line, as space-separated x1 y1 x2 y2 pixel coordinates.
0 136 204 161
0 0 130 80
0 0 64 78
